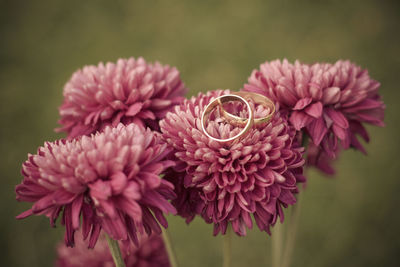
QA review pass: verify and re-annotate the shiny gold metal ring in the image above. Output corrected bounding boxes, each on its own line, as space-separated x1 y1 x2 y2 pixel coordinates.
201 94 254 143
219 91 275 127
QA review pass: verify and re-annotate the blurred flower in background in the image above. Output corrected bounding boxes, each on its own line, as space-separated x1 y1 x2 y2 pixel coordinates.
56 231 170 267
245 59 385 174
57 57 187 139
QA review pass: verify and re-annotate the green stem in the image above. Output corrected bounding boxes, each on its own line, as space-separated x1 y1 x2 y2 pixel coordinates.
161 228 179 267
281 197 302 267
272 220 283 267
105 234 126 267
223 225 232 267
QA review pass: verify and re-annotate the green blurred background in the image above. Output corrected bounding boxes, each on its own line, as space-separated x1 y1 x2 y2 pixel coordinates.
1 0 399 266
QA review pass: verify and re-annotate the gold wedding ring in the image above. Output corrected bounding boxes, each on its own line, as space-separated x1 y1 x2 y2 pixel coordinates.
219 91 275 127
201 94 254 143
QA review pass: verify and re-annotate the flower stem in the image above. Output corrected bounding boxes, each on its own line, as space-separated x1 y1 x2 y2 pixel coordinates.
223 225 232 267
162 228 179 267
105 234 126 267
281 197 302 267
272 220 283 267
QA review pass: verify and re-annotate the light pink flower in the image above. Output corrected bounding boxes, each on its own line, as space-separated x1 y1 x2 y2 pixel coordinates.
57 57 187 139
160 90 305 236
245 59 385 173
16 124 176 248
56 231 170 267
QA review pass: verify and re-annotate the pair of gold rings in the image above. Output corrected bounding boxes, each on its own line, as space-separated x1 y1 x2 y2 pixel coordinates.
201 91 275 142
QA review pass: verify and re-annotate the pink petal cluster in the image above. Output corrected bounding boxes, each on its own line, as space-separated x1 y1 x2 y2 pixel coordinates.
245 59 385 174
160 90 305 236
57 57 187 139
16 124 176 248
56 231 170 267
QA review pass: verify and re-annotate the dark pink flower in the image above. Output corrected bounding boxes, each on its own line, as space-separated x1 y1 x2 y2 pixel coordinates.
245 59 385 173
16 124 176 248
160 90 305 236
56 231 170 267
57 57 187 139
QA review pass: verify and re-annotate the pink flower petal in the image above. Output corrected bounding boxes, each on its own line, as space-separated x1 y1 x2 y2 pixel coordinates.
322 86 341 104
289 111 313 130
307 117 328 146
332 124 348 141
350 132 367 155
16 209 33 219
305 102 323 118
150 99 172 110
342 98 383 113
71 194 83 229
126 102 143 116
293 97 312 110
110 171 128 194
89 180 112 201
350 121 370 142
326 108 349 129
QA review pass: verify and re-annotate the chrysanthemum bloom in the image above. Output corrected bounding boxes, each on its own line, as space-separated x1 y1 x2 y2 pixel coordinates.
245 59 385 174
56 231 170 267
160 90 305 236
57 57 187 139
16 124 176 248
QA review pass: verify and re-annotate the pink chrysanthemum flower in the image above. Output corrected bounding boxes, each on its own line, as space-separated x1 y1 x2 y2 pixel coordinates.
160 90 305 236
16 124 176 248
57 57 187 139
245 59 385 173
56 231 170 267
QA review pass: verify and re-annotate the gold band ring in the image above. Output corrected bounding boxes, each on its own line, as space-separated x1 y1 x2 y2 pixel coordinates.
219 91 275 127
201 94 254 143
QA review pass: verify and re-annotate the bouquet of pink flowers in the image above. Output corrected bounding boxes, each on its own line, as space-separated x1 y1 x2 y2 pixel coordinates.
15 57 384 267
